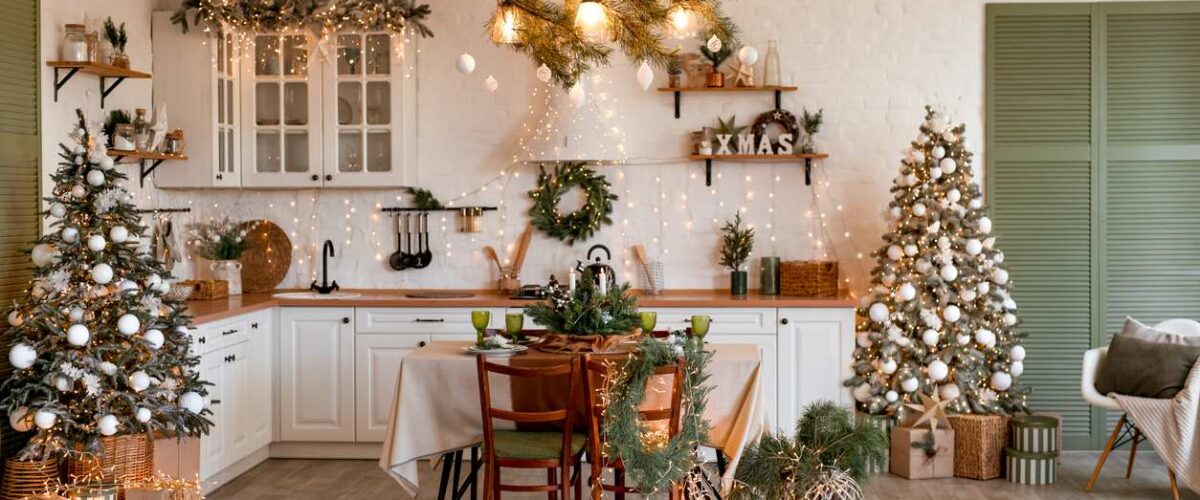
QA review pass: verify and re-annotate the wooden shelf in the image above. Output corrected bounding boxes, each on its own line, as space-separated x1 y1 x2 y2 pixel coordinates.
659 85 798 119
688 153 829 186
108 150 188 187
46 61 151 108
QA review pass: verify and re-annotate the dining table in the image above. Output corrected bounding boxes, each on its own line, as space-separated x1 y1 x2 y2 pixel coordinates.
379 339 767 497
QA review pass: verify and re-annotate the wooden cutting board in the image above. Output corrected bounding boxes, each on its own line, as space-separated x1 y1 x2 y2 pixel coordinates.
238 220 292 293
404 291 476 299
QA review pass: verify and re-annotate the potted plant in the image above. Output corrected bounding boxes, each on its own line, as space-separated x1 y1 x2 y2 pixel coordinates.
800 108 824 154
189 218 252 295
699 41 732 88
720 212 754 296
667 54 684 88
103 17 128 68
524 270 641 352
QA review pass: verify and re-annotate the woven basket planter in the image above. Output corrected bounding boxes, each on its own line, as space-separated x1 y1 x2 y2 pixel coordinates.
1 456 62 500
948 414 1010 480
66 434 154 498
780 260 838 297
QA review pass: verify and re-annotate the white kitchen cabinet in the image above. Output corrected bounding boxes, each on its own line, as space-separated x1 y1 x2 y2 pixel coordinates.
278 307 356 441
243 311 273 452
239 32 324 188
354 333 428 442
776 307 855 427
640 307 777 335
197 345 228 481
357 307 504 342
151 12 241 188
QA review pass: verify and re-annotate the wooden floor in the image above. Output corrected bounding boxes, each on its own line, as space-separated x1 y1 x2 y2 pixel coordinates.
208 451 1197 499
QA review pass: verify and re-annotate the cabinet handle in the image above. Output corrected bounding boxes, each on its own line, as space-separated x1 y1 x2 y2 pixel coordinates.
683 318 691 323
414 318 445 323
216 174 223 180
418 341 427 347
251 322 259 329
325 174 333 181
342 317 351 324
210 399 221 405
198 337 206 344
781 318 789 325
231 354 237 362
311 174 319 181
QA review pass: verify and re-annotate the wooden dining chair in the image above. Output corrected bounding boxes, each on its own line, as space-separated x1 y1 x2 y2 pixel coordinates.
476 355 585 500
582 354 685 500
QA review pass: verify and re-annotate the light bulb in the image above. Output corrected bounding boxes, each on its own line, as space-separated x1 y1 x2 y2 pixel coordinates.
667 5 697 39
491 4 521 44
575 0 611 43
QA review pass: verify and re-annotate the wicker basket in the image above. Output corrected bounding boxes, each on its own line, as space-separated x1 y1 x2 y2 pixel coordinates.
948 414 1010 480
1 457 61 500
180 279 228 301
66 435 154 498
780 260 839 297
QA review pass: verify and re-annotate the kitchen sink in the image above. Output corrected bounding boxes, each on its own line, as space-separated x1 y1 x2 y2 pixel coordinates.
272 291 362 300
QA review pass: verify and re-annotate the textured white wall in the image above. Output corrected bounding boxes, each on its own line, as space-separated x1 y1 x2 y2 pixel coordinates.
39 0 1156 293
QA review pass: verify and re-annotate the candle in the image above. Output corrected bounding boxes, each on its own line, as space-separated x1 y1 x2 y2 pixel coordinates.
569 267 577 292
598 269 608 295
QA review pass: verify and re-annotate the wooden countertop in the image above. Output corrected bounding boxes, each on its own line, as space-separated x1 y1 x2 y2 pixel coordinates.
186 289 856 325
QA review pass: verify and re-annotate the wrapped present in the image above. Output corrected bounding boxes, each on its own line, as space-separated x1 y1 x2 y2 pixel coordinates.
948 414 1010 480
1012 415 1059 454
890 426 955 479
857 413 895 474
1005 448 1057 485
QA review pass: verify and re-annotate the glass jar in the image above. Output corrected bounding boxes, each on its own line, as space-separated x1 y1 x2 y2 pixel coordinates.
113 123 136 151
85 32 100 62
763 39 781 86
61 24 88 62
132 108 151 151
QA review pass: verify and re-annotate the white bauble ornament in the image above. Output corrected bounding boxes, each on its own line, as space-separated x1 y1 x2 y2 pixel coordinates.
1011 361 1025 377
994 251 1005 264
869 303 889 323
905 174 918 186
49 203 67 218
939 383 961 401
9 406 31 432
705 34 723 52
91 263 113 284
87 234 106 252
975 329 996 348
927 221 941 234
913 203 927 217
1010 345 1027 361
109 225 129 243
54 376 72 392
1004 313 1018 326
99 361 117 376
1003 297 1018 311
86 169 105 187
929 166 943 179
129 371 151 392
937 236 951 250
179 392 204 413
136 407 152 423
66 324 90 346
885 390 899 403
535 63 552 83
977 281 991 295
455 53 476 74
852 384 872 403
568 83 586 107
897 283 917 301
896 336 912 347
947 189 962 203
856 332 872 348
943 305 961 322
882 273 896 286
34 410 57 429
978 216 993 234
98 414 119 436
922 329 940 346
881 358 898 375
117 314 140 335
889 206 901 220
118 280 138 294
991 371 1013 391
145 274 162 290
931 146 946 159
7 309 22 327
939 157 957 174
969 198 984 209
992 268 1010 285
956 333 971 345
31 243 56 267
900 377 919 393
9 343 35 368
61 226 79 243
984 237 996 249
71 184 86 199
737 45 759 65
928 359 950 381
940 265 959 282
143 329 164 349
904 244 919 256
99 155 114 170
635 61 654 91
917 134 930 145
959 289 977 302
965 239 983 256
915 259 933 274
913 150 926 163
886 245 903 261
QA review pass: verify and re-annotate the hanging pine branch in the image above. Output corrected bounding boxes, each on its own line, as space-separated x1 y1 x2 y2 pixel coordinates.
172 0 434 38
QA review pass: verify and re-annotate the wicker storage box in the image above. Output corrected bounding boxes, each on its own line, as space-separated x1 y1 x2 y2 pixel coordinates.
180 279 228 301
67 434 155 498
1 457 61 500
780 260 839 297
1005 448 1057 485
948 414 1010 480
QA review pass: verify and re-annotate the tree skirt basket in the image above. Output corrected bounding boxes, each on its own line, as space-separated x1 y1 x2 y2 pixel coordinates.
780 260 839 297
1 456 61 500
66 435 154 498
948 414 1010 480
535 332 641 353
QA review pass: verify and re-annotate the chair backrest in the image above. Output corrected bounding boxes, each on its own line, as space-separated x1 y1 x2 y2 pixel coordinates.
1154 319 1200 337
581 354 686 465
475 356 580 460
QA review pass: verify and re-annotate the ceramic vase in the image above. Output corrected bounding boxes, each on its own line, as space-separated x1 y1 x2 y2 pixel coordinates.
760 257 780 295
210 260 243 295
730 270 748 296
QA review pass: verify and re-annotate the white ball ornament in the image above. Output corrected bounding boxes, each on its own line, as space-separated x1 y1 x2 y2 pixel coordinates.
881 358 898 375
118 280 139 294
927 221 941 234
856 332 873 348
86 169 105 187
9 343 35 369
991 371 1013 391
34 410 57 430
98 414 119 436
992 268 1010 285
885 390 899 403
940 265 959 282
143 329 164 349
129 371 151 392
91 263 114 284
7 309 22 327
939 384 961 401
969 198 984 210
1011 361 1025 377
929 167 943 179
109 226 129 243
9 407 31 432
947 189 962 203
943 305 962 322
978 216 993 234
913 150 926 163
31 243 56 267
1004 313 1018 326
886 245 903 261
145 274 162 289
917 134 930 145
1003 297 1018 311
939 157 957 174
61 226 79 243
737 45 759 65
912 203 927 217
135 407 152 423
915 259 933 274
179 392 204 414
904 174 918 186
897 283 917 301
852 384 872 403
928 359 950 381
54 376 72 392
975 329 996 348
455 53 476 74
882 273 896 286
937 237 951 250
869 303 890 323
66 324 90 346
71 184 86 199
994 251 1005 264
922 329 940 346
1010 345 1027 362
87 234 106 252
99 361 117 376
977 282 991 295
98 155 114 170
900 377 919 393
965 239 983 256
956 333 971 345
889 206 901 220
904 244 919 256
959 289 977 302
931 146 946 159
117 314 140 335
49 203 66 218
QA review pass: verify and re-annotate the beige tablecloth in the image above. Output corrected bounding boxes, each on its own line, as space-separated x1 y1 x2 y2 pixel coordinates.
379 340 766 496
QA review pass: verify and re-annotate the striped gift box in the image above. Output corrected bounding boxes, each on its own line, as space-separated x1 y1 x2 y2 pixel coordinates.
856 413 895 474
1005 448 1057 485
1011 415 1059 453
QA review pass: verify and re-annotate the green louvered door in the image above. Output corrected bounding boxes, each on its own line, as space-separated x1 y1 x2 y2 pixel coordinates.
989 2 1200 450
986 3 1096 451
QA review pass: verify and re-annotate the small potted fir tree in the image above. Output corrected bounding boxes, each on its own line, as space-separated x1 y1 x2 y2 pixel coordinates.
720 212 755 296
700 41 732 88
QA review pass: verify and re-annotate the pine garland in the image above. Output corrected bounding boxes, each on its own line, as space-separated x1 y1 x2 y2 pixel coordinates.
527 162 616 246
172 0 434 38
602 335 712 494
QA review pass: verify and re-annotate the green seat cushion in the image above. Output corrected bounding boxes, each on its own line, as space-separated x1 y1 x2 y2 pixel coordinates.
1096 333 1200 399
491 430 586 460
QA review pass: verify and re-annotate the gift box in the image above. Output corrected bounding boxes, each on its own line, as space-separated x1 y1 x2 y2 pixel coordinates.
857 413 895 474
1012 415 1059 454
948 414 1009 480
890 426 955 479
1006 448 1057 485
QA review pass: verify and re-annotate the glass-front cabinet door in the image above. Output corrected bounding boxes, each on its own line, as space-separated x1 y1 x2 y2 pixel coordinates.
213 30 239 187
321 32 414 187
240 33 324 187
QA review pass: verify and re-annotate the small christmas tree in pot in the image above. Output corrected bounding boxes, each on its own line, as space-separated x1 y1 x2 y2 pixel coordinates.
2 110 211 489
524 270 640 353
720 212 755 296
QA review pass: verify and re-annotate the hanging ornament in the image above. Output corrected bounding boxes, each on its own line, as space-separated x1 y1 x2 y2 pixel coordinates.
975 329 996 348
143 329 165 349
852 383 872 403
705 34 723 53
897 283 917 301
61 226 79 243
109 225 129 243
956 333 971 345
86 169 105 187
977 216 993 234
8 343 36 369
959 289 977 302
87 234 106 252
7 309 22 327
928 359 949 381
881 358 898 374
886 245 903 261
117 313 141 335
455 53 476 74
31 243 57 267
1011 361 1025 377
568 83 586 107
900 377 919 393
939 264 958 282
991 268 1009 285
9 407 31 432
922 329 940 347
943 304 961 322
179 392 205 413
483 75 499 93
939 157 957 174
947 189 962 203
129 371 151 392
54 376 72 392
939 383 961 401
98 414 119 436
49 203 67 218
990 371 1013 391
70 184 87 199
536 63 552 83
136 407 152 423
34 410 57 429
868 303 889 323
912 203 927 216
903 244 919 256
636 61 655 91
885 390 899 403
66 324 90 346
1010 345 1027 362
91 263 114 284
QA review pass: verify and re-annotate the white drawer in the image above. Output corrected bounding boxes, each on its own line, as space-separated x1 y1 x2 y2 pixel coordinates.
641 308 778 335
355 307 504 334
194 316 250 354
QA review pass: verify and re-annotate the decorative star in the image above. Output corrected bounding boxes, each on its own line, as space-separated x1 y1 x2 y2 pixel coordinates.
906 391 954 432
716 115 747 137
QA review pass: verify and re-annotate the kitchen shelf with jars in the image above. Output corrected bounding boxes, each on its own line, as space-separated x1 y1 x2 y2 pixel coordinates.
150 12 417 189
50 20 147 107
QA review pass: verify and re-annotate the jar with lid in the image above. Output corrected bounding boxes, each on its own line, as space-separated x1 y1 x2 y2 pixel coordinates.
113 123 136 151
61 24 88 62
132 108 152 151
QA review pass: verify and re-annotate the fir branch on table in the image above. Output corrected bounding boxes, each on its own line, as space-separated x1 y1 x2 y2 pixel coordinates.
523 269 638 336
719 212 754 271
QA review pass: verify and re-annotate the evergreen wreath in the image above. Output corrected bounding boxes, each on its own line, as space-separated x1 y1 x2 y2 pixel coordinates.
603 335 712 494
528 162 616 245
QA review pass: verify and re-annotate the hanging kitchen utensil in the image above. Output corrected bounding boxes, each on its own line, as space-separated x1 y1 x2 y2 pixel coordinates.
388 214 407 270
576 244 616 287
416 212 433 268
400 213 419 269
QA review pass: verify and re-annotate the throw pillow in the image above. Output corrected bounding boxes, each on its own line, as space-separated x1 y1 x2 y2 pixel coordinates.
1096 334 1200 399
1120 316 1200 346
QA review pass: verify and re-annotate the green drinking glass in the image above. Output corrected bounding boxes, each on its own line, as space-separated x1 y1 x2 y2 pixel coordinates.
690 315 711 340
471 310 491 344
506 313 525 341
638 311 657 335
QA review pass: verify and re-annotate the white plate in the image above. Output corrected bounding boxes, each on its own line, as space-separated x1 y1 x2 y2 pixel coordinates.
466 345 529 356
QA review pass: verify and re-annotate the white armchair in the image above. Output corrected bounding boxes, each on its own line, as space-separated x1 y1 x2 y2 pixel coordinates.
1081 318 1200 499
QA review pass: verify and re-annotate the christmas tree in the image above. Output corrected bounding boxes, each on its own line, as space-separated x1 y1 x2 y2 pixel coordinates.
844 107 1028 418
2 110 211 459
